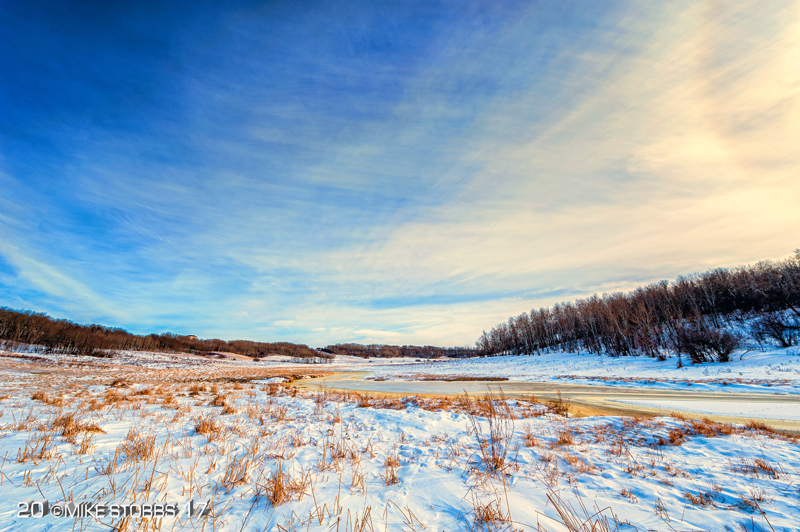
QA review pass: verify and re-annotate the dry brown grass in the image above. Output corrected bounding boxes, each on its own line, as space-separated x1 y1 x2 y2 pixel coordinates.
737 487 774 513
562 452 598 474
3 409 38 432
539 451 555 465
49 412 104 443
16 432 57 463
260 463 307 506
209 394 227 407
684 490 716 508
663 417 742 447
283 385 548 420
221 452 257 493
547 490 621 532
522 424 540 447
102 388 127 406
383 453 400 485
119 428 157 462
76 432 95 454
160 391 179 408
30 390 47 401
188 382 207 395
329 404 343 424
609 413 800 450
553 427 575 447
30 391 64 407
465 390 515 474
745 419 798 443
468 495 509 530
394 373 510 382
550 390 571 417
86 398 103 411
194 415 222 441
731 455 781 479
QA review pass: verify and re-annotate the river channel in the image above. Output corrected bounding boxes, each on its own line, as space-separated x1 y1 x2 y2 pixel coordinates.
293 371 800 433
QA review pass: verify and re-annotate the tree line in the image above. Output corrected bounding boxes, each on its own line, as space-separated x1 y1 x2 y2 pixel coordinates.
320 343 477 359
476 251 800 363
0 307 328 360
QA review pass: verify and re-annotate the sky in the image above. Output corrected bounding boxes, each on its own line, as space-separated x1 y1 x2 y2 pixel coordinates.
1 0 799 347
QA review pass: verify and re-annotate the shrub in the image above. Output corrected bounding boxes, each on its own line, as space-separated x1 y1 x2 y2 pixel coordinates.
751 313 800 348
673 323 742 363
464 389 514 473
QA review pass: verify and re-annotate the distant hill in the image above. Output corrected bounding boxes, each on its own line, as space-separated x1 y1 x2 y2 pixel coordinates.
0 307 327 360
320 343 476 359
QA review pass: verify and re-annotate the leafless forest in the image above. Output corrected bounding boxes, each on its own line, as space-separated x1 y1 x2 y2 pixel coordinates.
320 343 476 359
476 251 800 363
0 309 327 360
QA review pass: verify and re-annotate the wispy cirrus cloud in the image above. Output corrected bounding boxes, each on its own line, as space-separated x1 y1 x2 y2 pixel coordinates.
1 0 797 345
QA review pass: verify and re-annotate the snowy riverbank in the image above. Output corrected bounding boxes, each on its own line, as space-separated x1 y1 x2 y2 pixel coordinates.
1 351 799 531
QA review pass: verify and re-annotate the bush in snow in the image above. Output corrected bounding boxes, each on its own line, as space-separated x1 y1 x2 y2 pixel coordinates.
672 323 742 364
751 312 800 348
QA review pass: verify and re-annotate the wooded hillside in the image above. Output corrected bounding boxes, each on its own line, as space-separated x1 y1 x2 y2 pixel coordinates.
477 251 800 363
0 308 327 360
320 343 476 359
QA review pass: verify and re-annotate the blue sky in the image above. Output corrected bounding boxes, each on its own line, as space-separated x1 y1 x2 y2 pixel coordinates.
1 0 798 346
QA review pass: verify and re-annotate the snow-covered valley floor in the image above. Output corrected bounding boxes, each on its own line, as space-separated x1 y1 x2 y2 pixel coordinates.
1 350 800 531
359 348 800 395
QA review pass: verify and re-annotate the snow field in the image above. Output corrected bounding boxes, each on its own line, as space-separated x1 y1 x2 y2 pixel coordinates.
363 348 800 394
1 371 799 532
616 399 800 422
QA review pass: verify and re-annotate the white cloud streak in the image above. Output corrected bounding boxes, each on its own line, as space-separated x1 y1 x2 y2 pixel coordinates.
3 1 798 345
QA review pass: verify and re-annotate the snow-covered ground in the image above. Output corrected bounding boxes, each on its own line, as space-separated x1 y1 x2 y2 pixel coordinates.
13 344 800 396
362 348 800 394
0 346 424 370
1 350 800 531
617 399 800 422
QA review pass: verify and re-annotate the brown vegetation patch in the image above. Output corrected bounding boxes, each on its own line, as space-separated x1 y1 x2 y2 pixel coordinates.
389 373 509 382
260 464 308 506
50 412 104 442
194 415 222 440
557 374 793 388
30 391 65 407
294 385 549 419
